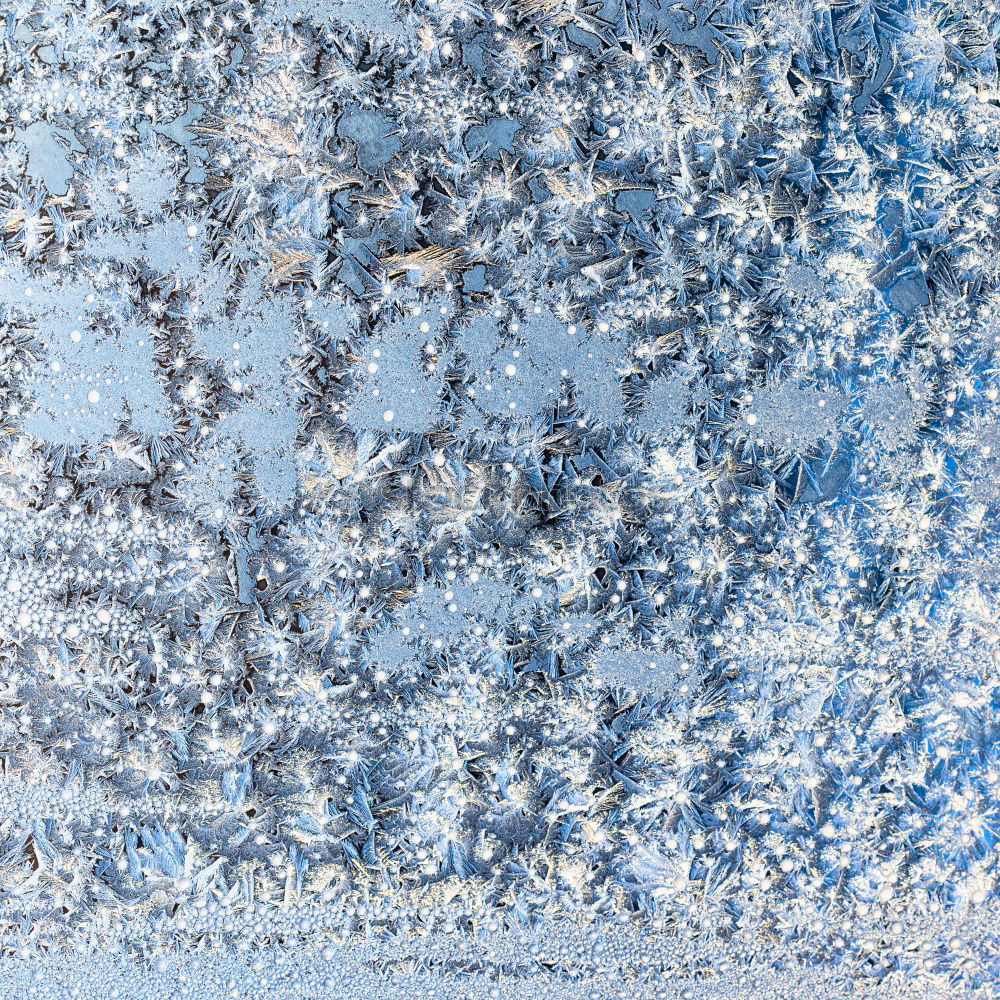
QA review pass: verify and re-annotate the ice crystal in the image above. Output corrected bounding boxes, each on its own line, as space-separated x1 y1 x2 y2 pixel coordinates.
590 640 692 698
0 0 998 995
21 321 171 445
13 121 83 195
860 379 932 452
345 304 447 434
636 369 696 440
751 379 847 453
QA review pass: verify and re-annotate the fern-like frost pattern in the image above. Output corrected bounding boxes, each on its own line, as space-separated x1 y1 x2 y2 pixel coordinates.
0 0 998 997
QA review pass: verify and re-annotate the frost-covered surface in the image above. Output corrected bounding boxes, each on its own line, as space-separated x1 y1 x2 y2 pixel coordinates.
0 0 999 997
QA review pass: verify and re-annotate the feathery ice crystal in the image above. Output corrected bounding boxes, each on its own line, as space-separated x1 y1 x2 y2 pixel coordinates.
0 0 998 996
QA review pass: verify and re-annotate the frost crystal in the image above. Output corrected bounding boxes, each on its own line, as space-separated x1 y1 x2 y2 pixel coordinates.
752 379 846 453
0 0 999 996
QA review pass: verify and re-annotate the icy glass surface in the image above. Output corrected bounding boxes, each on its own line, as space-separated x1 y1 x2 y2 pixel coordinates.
0 0 998 997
